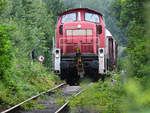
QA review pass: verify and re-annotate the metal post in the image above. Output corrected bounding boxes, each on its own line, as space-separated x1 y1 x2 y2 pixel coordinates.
121 70 126 84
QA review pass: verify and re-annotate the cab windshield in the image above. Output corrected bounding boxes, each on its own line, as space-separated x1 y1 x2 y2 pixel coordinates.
61 13 76 23
85 12 100 23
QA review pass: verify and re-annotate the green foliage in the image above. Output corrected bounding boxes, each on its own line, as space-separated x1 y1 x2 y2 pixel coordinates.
0 0 66 110
122 79 150 113
44 0 66 23
111 0 121 21
0 0 7 14
70 74 150 113
0 59 61 110
70 75 123 113
112 0 150 79
0 25 13 79
5 0 55 67
0 0 58 68
103 1 150 113
110 2 150 113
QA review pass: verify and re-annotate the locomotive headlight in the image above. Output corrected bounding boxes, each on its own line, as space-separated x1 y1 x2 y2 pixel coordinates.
100 54 104 58
56 54 59 58
99 49 104 58
77 24 81 28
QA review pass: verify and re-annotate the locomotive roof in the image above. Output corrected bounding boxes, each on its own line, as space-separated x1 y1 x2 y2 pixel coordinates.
106 29 112 37
60 8 103 17
106 29 116 40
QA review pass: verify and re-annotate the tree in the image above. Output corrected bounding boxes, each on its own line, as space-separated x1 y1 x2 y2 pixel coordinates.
44 0 66 23
0 0 8 15
3 0 55 67
112 0 150 79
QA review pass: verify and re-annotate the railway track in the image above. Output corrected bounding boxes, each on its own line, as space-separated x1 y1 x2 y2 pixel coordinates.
1 83 84 113
1 83 66 113
55 90 84 113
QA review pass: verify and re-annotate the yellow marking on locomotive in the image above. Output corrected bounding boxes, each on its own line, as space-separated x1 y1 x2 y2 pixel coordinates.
78 57 82 63
75 47 85 77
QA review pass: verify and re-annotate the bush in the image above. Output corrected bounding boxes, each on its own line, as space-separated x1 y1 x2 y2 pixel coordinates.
70 74 124 113
0 58 61 110
0 25 13 79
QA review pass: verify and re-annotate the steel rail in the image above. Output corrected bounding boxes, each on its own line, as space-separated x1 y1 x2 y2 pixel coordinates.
1 83 66 113
55 102 70 113
55 83 93 113
55 89 84 113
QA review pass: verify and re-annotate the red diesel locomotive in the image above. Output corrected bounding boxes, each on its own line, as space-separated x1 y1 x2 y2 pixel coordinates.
52 8 117 84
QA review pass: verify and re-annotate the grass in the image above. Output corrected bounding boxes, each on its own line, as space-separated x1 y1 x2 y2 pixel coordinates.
69 73 123 113
0 60 62 111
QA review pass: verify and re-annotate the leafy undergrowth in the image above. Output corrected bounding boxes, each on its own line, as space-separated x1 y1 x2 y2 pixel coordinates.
0 59 61 111
69 72 150 113
69 73 124 113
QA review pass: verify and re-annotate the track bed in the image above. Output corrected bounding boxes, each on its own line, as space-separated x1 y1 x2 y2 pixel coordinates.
18 85 80 113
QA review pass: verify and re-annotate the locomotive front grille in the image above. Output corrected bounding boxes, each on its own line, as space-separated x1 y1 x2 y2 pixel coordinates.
66 29 92 36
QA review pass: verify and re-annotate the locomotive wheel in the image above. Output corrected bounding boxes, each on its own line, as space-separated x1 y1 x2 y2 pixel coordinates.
101 74 106 82
60 69 67 80
66 68 79 85
92 69 100 82
60 74 65 80
87 68 99 82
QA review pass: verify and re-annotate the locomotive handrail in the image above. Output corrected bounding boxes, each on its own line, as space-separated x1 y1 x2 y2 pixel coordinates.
58 37 100 54
59 43 99 46
58 37 99 47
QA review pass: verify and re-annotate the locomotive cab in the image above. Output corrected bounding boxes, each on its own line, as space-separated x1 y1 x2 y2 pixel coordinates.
53 8 117 84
